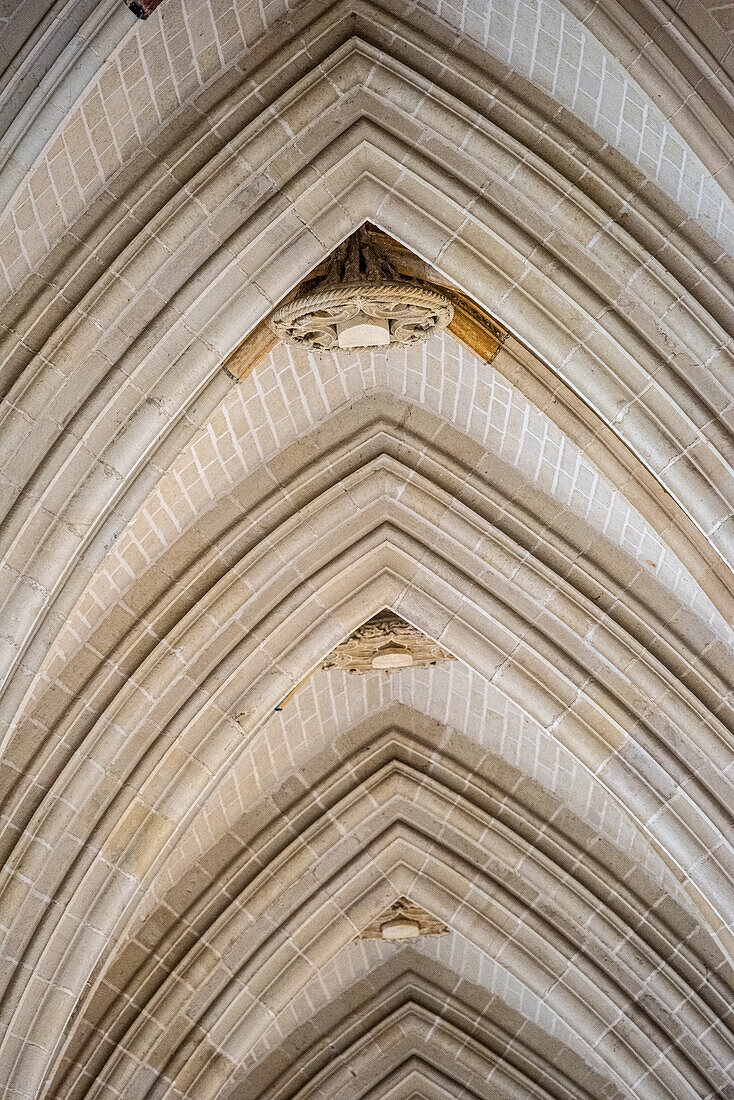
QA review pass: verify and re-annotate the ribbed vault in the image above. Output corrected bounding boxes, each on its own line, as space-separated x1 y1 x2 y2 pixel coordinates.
3 344 731 1097
2 0 733 297
45 700 734 1099
0 2 732 1098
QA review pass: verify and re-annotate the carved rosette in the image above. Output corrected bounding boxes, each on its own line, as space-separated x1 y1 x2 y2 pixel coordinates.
269 226 454 350
270 279 453 350
358 897 449 939
321 610 454 673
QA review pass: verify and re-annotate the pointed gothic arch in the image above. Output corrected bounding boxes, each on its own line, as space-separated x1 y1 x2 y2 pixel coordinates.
0 4 731 1098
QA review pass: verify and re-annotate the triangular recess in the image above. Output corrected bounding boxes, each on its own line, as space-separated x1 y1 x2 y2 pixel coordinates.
321 609 454 673
224 223 506 380
358 896 449 940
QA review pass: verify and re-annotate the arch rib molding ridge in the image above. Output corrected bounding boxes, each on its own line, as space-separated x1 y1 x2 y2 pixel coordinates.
0 5 732 1099
48 755 734 1100
0 34 731 690
1 0 732 280
1 450 732 1100
0 109 733 747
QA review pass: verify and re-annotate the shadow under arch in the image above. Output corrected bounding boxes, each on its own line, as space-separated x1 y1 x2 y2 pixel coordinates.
237 962 618 1100
246 1002 603 1100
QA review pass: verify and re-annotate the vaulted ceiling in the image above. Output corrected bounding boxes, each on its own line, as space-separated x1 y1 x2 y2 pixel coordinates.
0 3 732 1100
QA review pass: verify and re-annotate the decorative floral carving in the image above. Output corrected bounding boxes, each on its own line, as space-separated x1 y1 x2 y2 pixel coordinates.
270 227 453 349
270 280 454 349
125 0 162 17
359 897 449 939
321 610 454 673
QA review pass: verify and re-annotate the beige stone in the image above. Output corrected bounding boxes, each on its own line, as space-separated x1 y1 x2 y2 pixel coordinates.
0 3 732 1100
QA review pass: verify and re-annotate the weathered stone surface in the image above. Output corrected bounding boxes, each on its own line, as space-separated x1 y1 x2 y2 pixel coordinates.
321 609 455 673
358 896 449 938
0 4 732 1100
